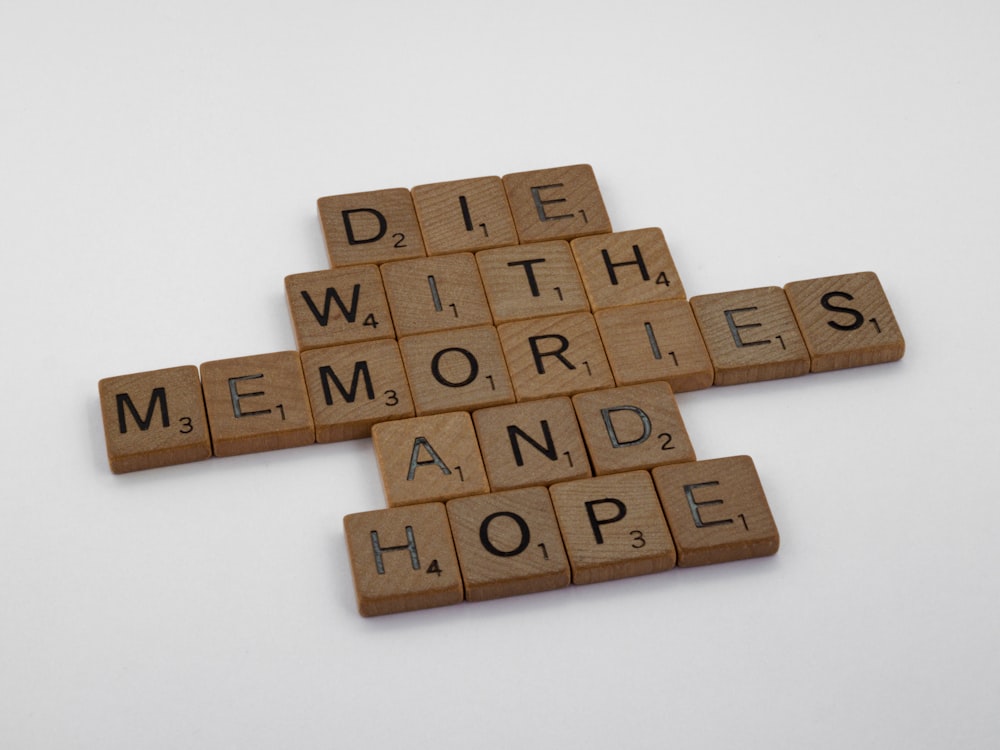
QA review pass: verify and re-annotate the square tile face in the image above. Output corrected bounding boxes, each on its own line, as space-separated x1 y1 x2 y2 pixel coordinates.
572 381 696 475
343 503 464 616
549 471 676 584
502 164 612 243
318 187 426 267
472 397 591 491
783 271 905 373
447 487 571 602
284 266 394 350
399 325 515 415
99 365 212 474
497 312 615 401
476 241 590 323
372 412 490 507
300 340 415 442
200 351 315 457
380 253 493 337
595 299 714 392
651 456 779 567
690 286 811 385
411 176 518 255
571 227 686 310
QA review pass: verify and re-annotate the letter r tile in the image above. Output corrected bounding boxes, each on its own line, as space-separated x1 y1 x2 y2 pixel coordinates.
651 456 780 567
98 365 212 473
317 187 426 267
343 503 464 616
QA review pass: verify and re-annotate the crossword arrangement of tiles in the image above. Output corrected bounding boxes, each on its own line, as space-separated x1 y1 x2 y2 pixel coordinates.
98 164 905 616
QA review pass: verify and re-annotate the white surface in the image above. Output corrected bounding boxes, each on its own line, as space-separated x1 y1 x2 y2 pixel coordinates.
3 2 998 748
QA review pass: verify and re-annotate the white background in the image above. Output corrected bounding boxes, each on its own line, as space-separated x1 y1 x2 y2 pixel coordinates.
3 2 998 748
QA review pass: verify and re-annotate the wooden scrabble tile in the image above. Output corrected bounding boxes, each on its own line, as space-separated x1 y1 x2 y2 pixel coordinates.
595 299 714 392
475 241 590 323
380 252 493 337
472 397 591 491
570 227 686 310
447 487 571 602
284 266 395 351
651 456 779 567
572 381 696 475
549 471 676 584
497 312 615 401
300 340 415 442
411 176 519 255
690 286 811 386
98 365 212 474
200 351 315 457
502 164 612 243
343 502 464 616
783 271 905 373
372 411 490 507
399 325 515 415
317 187 425 267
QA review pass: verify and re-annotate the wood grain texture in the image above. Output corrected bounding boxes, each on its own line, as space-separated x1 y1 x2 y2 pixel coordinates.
502 164 612 243
651 455 779 567
399 325 515 416
595 299 714 392
497 312 614 401
200 351 315 457
412 176 518 254
475 241 589 323
690 286 810 385
380 252 493 337
343 503 463 616
447 487 570 601
300 340 414 442
549 470 676 584
472 397 591 491
570 227 686 310
284 266 394 351
372 411 490 507
572 381 696 475
784 271 905 372
318 187 425 267
98 365 212 474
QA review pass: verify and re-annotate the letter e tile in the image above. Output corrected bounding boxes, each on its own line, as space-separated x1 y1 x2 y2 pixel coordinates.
502 164 612 243
343 503 463 616
651 456 779 567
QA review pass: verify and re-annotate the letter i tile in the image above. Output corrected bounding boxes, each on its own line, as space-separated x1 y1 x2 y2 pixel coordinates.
344 503 464 616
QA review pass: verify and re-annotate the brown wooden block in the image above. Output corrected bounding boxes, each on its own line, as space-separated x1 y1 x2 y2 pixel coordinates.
380 252 493 337
372 411 490 507
783 271 905 373
317 187 425 267
200 351 315 457
549 471 676 584
284 266 394 351
502 164 612 243
447 487 571 602
595 299 714 392
651 456 779 567
399 325 515 416
475 241 590 323
472 397 591 491
572 381 696 475
570 227 686 310
497 312 615 401
343 502 464 616
98 365 212 474
690 286 811 386
300 340 414 442
411 176 518 255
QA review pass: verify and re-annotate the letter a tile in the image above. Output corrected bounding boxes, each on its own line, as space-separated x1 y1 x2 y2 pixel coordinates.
343 503 464 616
98 365 212 473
